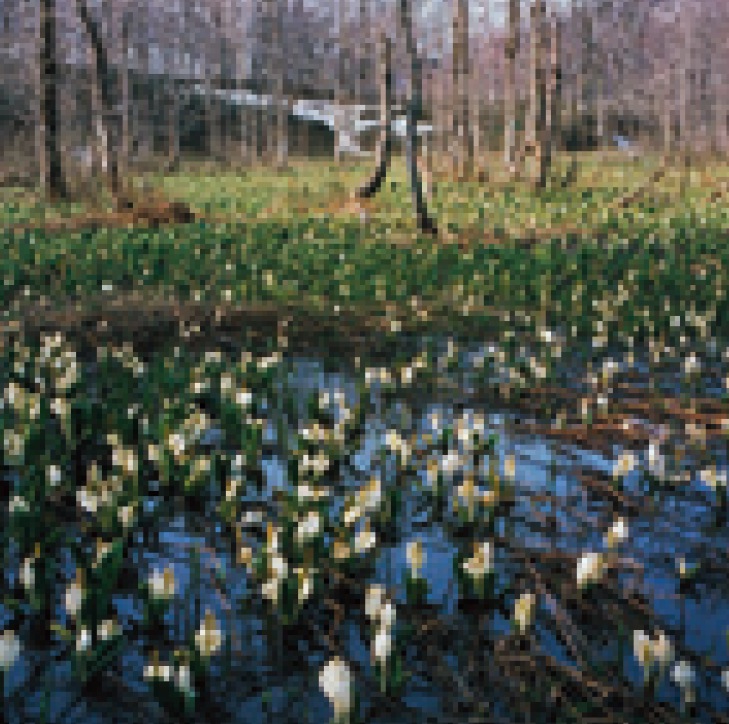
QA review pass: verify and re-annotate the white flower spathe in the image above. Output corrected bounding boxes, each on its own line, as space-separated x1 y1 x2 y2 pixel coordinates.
195 609 223 658
406 540 424 579
576 551 606 589
671 660 696 693
319 657 353 721
148 566 176 600
64 579 85 617
296 511 322 545
354 524 376 555
47 464 62 487
604 517 629 549
365 584 386 622
20 556 35 591
76 627 91 653
378 601 396 631
0 629 21 671
372 627 392 665
514 593 536 634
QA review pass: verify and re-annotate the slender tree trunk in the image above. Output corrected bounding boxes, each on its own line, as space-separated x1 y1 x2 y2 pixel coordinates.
88 42 106 181
452 0 472 180
504 0 520 175
545 12 561 181
76 0 121 199
272 0 288 169
119 13 130 179
400 0 437 235
335 0 346 162
525 0 548 189
167 82 180 172
39 0 67 199
356 34 393 199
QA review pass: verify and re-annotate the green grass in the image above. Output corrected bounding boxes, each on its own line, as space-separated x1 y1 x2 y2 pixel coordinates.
3 153 729 351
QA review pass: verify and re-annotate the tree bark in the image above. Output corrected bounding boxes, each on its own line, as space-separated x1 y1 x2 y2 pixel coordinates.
39 0 68 200
452 0 472 180
119 14 130 179
504 0 520 175
525 0 548 189
400 0 438 235
270 0 288 169
356 34 393 199
544 12 561 182
76 0 121 199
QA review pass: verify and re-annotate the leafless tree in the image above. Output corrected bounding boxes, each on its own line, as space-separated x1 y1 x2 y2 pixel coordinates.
400 0 437 234
452 0 472 179
356 33 393 198
504 0 520 177
76 0 122 199
525 0 548 189
39 0 67 199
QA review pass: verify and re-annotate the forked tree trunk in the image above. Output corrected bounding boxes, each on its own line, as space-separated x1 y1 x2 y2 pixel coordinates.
39 0 68 199
354 4 437 236
400 0 438 235
356 34 393 198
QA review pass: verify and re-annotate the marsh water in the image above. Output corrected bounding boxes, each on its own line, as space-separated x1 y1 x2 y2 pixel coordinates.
1 330 728 723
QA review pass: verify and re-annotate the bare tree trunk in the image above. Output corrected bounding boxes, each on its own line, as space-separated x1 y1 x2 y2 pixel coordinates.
400 0 438 235
209 9 224 164
452 0 472 180
167 82 180 172
88 41 106 181
545 12 561 182
356 34 393 199
525 0 548 189
39 0 68 199
504 0 520 175
272 0 288 169
119 12 130 179
335 0 346 162
76 0 121 199
679 3 692 192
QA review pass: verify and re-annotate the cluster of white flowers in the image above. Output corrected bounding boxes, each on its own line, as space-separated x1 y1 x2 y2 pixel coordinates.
699 467 728 491
299 450 330 478
633 630 673 682
144 651 194 696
